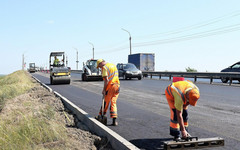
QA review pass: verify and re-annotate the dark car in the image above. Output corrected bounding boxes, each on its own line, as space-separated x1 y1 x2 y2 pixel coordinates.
117 63 142 80
220 61 240 83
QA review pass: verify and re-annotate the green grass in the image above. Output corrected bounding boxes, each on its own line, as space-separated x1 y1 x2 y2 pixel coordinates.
0 70 33 111
0 111 66 150
0 70 67 149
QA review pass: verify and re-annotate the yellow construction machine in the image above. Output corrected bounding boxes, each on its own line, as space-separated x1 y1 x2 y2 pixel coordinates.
49 52 71 84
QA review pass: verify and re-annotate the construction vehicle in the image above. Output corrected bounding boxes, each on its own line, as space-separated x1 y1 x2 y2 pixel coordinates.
82 59 102 81
29 63 36 73
49 52 71 85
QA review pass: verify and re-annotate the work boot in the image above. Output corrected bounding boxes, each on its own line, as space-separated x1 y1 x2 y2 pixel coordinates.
112 118 118 126
95 115 101 120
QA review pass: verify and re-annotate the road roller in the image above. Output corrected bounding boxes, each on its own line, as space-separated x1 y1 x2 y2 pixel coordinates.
49 52 71 85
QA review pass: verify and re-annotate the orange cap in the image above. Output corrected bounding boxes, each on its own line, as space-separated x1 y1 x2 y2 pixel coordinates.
188 88 200 106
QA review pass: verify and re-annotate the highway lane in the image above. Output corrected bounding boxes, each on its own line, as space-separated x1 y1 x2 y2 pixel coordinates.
33 72 240 150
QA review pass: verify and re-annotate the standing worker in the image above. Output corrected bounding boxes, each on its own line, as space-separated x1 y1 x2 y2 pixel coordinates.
165 80 200 141
96 59 120 126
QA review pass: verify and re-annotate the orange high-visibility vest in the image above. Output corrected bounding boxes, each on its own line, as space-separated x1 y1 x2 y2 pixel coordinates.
166 81 199 105
103 63 120 91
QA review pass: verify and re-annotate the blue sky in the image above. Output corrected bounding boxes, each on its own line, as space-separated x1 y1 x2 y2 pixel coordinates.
1 0 240 74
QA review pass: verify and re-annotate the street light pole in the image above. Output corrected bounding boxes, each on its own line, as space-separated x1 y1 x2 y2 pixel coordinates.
22 54 24 70
122 28 132 55
73 47 79 70
89 42 94 59
66 55 68 67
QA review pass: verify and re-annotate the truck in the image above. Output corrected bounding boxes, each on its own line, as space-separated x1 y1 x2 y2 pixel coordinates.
128 53 155 72
29 63 36 73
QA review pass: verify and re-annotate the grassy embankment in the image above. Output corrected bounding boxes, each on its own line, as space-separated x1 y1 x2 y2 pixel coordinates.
0 71 67 149
0 71 33 111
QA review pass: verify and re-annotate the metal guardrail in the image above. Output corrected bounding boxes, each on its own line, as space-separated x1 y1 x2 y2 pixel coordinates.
142 71 240 85
42 69 240 85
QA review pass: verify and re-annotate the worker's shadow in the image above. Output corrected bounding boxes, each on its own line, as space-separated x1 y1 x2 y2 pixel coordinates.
129 138 172 150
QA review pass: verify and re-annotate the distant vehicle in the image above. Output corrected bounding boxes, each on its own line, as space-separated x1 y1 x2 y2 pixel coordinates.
82 59 102 81
49 52 71 85
35 66 40 72
29 63 36 73
220 61 240 83
117 63 142 80
128 53 155 71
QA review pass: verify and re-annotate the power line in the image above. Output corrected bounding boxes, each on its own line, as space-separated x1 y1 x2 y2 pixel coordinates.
94 23 240 54
134 10 240 40
84 10 240 55
133 23 240 47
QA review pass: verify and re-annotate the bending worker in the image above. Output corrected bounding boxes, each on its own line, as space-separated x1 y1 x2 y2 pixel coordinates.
97 59 120 126
165 80 200 140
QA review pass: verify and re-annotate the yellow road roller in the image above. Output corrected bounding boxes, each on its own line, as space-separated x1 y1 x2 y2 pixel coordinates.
49 52 71 84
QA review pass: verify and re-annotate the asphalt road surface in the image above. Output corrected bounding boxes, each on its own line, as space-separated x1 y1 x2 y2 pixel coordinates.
33 72 240 150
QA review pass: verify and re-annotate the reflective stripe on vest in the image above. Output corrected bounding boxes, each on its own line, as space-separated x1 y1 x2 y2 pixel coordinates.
171 85 186 103
109 71 118 82
170 81 199 104
104 66 118 82
186 80 199 92
166 85 173 97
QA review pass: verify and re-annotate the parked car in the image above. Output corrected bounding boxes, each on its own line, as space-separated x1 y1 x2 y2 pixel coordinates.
220 61 240 83
117 63 142 80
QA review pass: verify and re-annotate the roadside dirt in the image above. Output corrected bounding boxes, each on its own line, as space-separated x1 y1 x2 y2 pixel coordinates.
1 77 113 150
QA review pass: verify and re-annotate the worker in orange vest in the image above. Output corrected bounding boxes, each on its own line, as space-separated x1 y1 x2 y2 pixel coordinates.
97 59 120 126
53 56 60 66
165 80 200 141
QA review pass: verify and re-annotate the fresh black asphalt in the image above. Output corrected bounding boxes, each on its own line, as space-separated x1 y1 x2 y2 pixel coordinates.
33 73 240 150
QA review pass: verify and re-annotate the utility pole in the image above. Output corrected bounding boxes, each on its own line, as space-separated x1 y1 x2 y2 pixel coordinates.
122 28 132 55
73 47 79 70
22 54 24 70
76 50 79 70
66 55 68 67
89 42 94 59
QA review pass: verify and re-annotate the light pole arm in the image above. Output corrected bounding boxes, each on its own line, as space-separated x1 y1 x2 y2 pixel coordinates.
122 28 132 55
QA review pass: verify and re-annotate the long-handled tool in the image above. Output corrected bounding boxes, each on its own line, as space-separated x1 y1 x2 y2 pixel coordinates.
164 137 224 150
95 95 107 125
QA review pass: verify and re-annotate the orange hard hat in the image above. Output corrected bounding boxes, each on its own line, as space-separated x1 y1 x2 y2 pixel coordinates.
188 88 200 106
